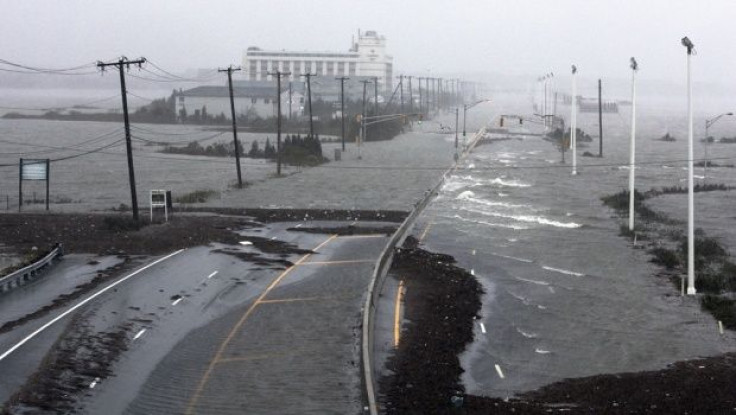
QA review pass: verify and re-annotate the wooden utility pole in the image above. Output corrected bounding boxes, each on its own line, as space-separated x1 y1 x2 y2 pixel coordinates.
373 76 379 115
269 70 291 175
301 73 316 137
336 76 350 151
288 81 293 120
219 65 243 188
407 76 414 114
598 79 603 157
97 57 145 221
360 79 372 146
398 75 404 114
417 77 424 116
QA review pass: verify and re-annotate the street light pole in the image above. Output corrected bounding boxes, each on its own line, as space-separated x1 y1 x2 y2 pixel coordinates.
682 36 696 295
336 76 350 152
454 107 459 159
704 112 733 182
629 58 639 231
571 65 578 175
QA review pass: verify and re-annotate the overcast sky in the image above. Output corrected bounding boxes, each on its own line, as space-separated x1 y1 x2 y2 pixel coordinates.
2 0 735 85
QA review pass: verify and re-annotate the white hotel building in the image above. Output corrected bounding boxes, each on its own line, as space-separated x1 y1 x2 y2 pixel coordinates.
243 30 393 93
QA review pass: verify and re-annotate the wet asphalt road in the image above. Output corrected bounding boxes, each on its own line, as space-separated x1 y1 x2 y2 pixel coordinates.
0 221 393 414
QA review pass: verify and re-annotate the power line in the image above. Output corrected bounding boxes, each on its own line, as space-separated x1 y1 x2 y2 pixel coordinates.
0 94 121 112
0 58 95 73
130 124 220 137
0 128 124 155
49 139 125 162
130 131 226 145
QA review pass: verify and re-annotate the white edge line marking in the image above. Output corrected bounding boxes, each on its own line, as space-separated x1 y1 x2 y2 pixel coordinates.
480 322 486 334
207 271 218 279
495 364 505 379
172 298 183 306
491 252 533 263
542 265 585 277
133 328 147 340
0 249 185 362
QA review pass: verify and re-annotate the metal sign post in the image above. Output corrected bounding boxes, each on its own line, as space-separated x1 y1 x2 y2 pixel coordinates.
150 190 168 222
19 158 50 211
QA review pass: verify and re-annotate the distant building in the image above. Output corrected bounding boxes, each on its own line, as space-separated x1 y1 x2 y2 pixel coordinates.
176 81 305 120
243 30 393 93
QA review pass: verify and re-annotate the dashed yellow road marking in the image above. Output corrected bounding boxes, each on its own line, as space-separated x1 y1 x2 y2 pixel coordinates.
259 297 327 304
337 234 388 239
185 234 337 415
216 350 312 364
299 259 375 266
393 280 405 348
419 221 434 242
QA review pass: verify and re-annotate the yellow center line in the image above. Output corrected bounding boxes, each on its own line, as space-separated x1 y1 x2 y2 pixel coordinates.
216 350 312 364
185 234 338 414
419 221 434 242
298 259 375 266
336 234 389 239
259 296 327 304
393 280 405 348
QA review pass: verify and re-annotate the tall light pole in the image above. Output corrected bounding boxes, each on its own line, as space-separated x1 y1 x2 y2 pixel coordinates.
454 107 459 160
704 112 733 181
682 36 696 295
571 65 578 175
543 74 549 129
628 57 639 231
336 76 350 152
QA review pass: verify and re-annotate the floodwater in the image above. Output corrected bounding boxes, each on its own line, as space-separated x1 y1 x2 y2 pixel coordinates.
0 119 300 212
417 92 736 397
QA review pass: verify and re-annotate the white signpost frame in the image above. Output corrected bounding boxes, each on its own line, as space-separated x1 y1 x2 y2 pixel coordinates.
150 190 168 222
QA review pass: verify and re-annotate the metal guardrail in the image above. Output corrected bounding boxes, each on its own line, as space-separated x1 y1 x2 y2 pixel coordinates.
360 128 485 414
0 244 63 294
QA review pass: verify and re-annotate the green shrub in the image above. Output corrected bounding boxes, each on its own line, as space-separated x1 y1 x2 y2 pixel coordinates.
175 190 217 204
700 295 736 330
649 247 680 269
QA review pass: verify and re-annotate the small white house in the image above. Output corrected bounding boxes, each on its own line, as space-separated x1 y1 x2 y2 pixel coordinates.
176 82 305 120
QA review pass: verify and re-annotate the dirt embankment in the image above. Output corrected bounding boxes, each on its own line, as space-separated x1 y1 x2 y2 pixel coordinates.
381 237 736 414
0 213 257 256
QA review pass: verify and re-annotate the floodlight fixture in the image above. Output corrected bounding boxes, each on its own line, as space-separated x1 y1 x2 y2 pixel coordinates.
630 57 638 71
681 36 694 54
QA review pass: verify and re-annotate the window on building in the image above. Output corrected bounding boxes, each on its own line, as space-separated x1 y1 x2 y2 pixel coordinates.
260 60 267 75
264 98 270 104
305 61 312 73
251 98 257 104
349 62 356 76
316 61 323 74
327 62 334 75
337 62 345 75
179 96 185 102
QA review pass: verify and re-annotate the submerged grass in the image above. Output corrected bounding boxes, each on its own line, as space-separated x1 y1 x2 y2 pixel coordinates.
602 185 736 329
174 190 217 204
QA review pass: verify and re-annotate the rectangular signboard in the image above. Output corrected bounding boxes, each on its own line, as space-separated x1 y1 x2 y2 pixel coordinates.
21 159 48 181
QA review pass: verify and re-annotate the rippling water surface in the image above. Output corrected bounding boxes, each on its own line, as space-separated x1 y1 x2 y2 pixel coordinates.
419 92 736 396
